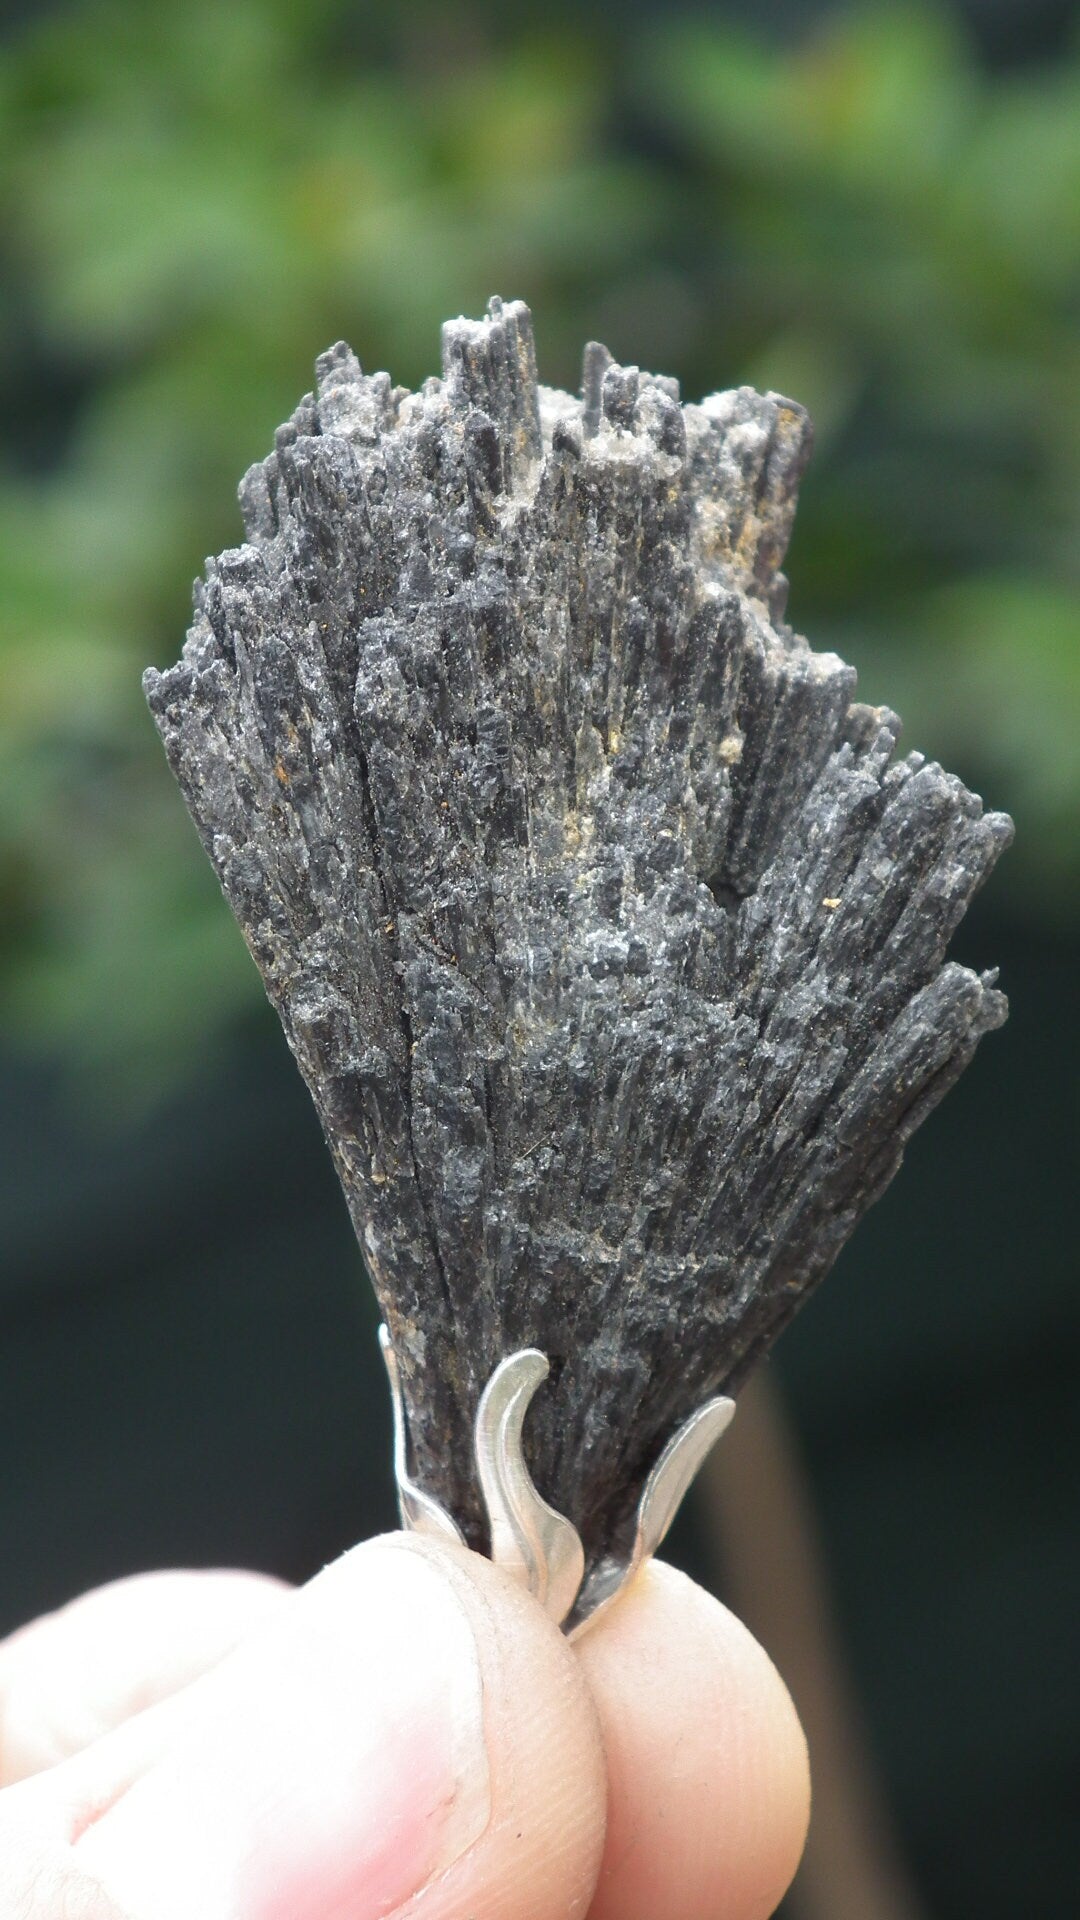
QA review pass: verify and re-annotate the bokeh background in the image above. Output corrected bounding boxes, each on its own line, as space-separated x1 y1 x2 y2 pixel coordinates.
1 1 1076 1914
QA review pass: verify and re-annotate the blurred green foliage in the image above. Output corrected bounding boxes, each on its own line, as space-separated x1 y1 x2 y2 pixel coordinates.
0 0 1076 1085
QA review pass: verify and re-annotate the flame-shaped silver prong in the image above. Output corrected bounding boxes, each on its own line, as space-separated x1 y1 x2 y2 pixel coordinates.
475 1351 586 1628
569 1394 735 1639
379 1325 464 1544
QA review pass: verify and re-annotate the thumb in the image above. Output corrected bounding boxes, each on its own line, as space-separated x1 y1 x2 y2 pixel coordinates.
0 1568 288 1784
21 1536 606 1920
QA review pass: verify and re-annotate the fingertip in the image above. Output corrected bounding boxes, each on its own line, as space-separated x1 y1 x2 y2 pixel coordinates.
0 1570 289 1786
576 1559 810 1920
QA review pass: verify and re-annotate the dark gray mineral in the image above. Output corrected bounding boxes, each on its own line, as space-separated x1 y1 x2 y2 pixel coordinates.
145 297 1012 1576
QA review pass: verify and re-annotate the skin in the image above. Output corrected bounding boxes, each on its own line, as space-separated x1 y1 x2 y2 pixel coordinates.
0 1537 810 1919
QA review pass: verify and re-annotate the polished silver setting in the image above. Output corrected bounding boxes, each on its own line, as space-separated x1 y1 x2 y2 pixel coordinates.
379 1326 735 1637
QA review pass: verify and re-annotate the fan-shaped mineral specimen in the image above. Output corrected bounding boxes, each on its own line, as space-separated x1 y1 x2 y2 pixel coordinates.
146 297 1011 1591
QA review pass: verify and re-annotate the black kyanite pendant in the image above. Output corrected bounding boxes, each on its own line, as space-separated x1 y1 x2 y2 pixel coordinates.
146 298 1011 1626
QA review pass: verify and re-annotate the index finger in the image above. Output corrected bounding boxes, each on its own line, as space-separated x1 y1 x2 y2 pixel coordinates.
578 1559 810 1920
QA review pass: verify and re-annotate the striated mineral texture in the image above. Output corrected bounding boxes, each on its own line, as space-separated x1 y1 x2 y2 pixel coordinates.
145 297 1012 1578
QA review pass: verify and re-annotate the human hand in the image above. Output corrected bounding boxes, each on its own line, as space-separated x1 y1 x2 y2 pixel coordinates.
0 1537 809 1918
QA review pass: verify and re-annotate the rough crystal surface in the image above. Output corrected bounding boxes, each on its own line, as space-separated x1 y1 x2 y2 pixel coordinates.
145 298 1012 1573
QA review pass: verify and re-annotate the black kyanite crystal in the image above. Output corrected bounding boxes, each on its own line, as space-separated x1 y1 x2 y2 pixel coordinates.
145 298 1011 1576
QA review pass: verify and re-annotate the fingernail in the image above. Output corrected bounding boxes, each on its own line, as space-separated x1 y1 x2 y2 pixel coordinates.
73 1546 491 1919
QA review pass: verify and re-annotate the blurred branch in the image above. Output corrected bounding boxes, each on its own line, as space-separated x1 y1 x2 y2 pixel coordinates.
697 1369 928 1920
